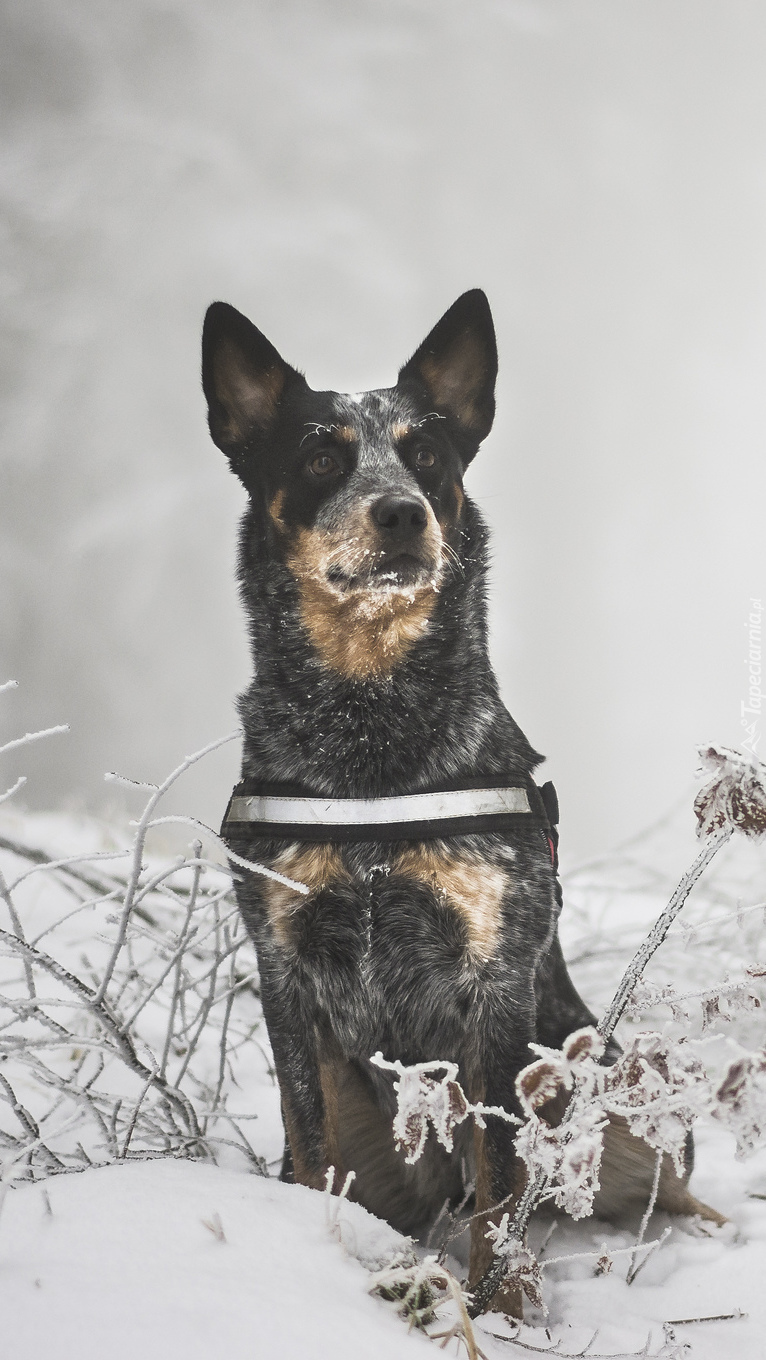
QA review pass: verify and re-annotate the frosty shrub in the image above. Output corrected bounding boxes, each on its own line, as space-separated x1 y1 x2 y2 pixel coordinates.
0 685 304 1183
381 746 766 1320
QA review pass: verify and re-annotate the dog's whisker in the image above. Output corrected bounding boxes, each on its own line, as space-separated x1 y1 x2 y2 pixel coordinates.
441 542 465 580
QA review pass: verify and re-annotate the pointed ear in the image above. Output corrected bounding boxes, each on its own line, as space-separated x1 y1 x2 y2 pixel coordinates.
397 289 497 447
202 302 302 453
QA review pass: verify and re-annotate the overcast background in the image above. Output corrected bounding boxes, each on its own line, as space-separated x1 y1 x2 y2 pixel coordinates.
1 0 765 859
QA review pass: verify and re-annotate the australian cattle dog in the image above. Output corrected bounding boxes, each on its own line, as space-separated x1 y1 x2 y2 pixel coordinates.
202 291 723 1314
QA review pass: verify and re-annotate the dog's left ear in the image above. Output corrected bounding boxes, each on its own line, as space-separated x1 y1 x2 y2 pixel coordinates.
397 289 497 456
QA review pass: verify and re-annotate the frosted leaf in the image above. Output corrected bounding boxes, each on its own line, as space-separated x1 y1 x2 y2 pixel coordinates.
517 1059 564 1115
482 1223 545 1310
695 745 766 840
370 1054 471 1163
562 1027 605 1066
549 1103 607 1218
720 985 761 1020
393 1067 467 1162
701 995 723 1031
712 1049 766 1158
513 1109 563 1184
659 1336 693 1360
603 1033 707 1174
625 978 666 1017
514 1099 607 1221
371 1053 518 1165
626 979 693 1025
594 1248 613 1275
668 998 694 1026
507 1240 545 1311
518 1027 605 1114
736 985 760 1010
512 1029 610 1220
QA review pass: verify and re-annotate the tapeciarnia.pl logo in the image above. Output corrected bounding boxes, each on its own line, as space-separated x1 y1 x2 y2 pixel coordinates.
741 596 763 755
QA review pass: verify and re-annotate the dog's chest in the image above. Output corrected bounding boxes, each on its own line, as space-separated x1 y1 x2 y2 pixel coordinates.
246 835 554 1058
266 840 512 962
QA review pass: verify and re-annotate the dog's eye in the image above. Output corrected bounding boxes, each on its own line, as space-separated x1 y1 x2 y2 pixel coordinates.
309 453 340 477
414 448 436 469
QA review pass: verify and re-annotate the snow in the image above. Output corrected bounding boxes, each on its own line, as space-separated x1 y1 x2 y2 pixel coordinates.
0 1160 422 1360
3 798 766 1357
1 1135 765 1359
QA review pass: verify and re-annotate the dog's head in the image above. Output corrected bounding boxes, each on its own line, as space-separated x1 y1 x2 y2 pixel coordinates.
202 291 497 678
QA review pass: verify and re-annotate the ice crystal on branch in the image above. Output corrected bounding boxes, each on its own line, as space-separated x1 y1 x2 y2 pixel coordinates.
695 745 766 840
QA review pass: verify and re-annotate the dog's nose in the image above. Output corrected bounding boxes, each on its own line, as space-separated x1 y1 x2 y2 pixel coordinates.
370 495 428 540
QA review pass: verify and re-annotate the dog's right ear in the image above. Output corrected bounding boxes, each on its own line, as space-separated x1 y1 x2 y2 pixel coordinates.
202 302 303 456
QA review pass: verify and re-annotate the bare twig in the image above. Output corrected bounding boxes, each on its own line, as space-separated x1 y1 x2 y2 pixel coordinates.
144 815 309 893
0 863 36 999
598 827 733 1045
626 1149 662 1284
481 1326 663 1357
0 776 27 806
625 1227 671 1287
95 731 241 1004
0 927 201 1139
664 1310 747 1325
0 725 69 758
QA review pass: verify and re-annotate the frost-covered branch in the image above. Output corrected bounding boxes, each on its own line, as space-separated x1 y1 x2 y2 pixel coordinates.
598 828 731 1046
0 690 279 1179
370 1052 518 1163
0 724 69 758
460 746 766 1318
95 731 242 1004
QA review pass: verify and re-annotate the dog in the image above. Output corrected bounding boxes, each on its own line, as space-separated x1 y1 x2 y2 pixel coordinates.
202 291 723 1315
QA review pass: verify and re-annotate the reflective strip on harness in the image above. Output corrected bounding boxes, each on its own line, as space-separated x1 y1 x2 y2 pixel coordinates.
226 786 532 827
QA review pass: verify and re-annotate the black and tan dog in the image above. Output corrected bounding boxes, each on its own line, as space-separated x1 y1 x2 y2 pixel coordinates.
202 291 722 1313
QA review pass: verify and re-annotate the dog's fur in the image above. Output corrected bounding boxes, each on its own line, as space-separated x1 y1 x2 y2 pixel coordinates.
202 291 724 1314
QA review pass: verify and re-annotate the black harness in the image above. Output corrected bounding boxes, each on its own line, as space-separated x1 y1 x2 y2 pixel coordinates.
222 776 560 870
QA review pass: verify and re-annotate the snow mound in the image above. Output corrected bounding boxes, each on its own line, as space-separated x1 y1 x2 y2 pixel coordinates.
0 1160 422 1360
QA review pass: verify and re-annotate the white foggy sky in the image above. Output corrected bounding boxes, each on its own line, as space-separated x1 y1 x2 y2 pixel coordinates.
1 0 765 858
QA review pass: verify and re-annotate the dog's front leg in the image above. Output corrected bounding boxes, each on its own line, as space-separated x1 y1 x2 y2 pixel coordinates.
468 1035 533 1318
469 1113 526 1317
258 955 347 1193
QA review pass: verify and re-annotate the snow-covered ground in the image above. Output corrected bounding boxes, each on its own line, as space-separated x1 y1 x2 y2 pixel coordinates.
2 795 766 1359
2 1127 765 1360
1 1161 417 1360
